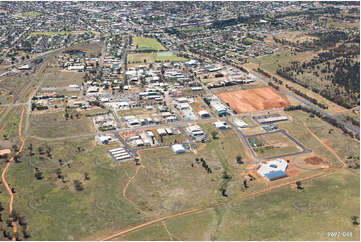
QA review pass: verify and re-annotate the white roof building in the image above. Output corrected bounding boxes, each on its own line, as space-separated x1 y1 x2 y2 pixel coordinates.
213 121 230 129
234 118 248 128
68 65 85 71
257 159 288 181
172 144 186 154
157 128 167 136
199 110 210 118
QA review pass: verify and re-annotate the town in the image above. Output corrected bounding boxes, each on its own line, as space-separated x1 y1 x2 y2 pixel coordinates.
0 1 359 241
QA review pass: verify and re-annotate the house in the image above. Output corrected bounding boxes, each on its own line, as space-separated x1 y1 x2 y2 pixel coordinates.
172 144 186 154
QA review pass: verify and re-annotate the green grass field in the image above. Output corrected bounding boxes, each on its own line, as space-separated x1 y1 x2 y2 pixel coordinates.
133 36 166 51
127 52 188 65
248 48 314 72
22 12 42 17
244 37 259 44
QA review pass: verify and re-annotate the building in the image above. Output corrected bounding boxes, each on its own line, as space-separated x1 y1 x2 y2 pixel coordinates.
199 110 210 118
257 159 288 181
172 144 186 154
68 65 85 71
254 114 288 124
213 121 230 129
97 135 112 144
234 118 248 128
210 101 229 116
157 128 167 136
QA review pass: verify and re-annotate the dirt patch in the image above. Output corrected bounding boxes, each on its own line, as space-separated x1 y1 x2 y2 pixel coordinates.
304 156 324 165
216 87 290 114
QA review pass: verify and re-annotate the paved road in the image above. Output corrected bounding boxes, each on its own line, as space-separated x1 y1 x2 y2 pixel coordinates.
245 129 312 158
222 118 259 163
177 125 196 150
250 72 360 136
111 130 138 157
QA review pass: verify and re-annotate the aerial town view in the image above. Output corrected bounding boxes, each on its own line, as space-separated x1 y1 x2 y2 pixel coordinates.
0 1 359 241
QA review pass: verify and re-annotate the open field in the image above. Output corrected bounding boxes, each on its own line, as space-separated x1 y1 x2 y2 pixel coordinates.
0 138 146 240
0 75 29 104
41 72 84 88
278 110 351 168
29 31 92 37
178 27 204 32
210 81 268 94
216 87 290 114
69 40 103 58
117 108 158 118
133 36 166 51
247 48 315 73
22 11 42 17
250 132 303 159
127 52 188 65
0 107 23 144
29 111 94 138
150 128 187 145
108 171 359 241
287 110 360 174
276 31 319 43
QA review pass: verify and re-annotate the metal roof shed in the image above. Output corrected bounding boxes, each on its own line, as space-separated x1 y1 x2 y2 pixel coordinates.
264 170 287 181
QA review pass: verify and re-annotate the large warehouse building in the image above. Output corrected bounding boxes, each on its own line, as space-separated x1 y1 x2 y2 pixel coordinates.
257 159 288 181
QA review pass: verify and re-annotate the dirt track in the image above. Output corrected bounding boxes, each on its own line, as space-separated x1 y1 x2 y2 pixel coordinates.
217 87 290 114
1 107 25 241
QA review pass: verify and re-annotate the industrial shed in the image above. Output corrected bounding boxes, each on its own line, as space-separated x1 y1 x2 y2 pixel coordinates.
172 144 186 154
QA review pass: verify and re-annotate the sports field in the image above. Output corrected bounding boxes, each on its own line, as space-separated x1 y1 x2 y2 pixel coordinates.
216 87 290 114
133 36 166 51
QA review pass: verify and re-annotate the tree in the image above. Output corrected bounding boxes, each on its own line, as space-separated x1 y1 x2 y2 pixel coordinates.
211 131 218 139
34 170 43 180
84 173 90 180
236 155 243 164
74 180 84 191
351 216 359 225
243 179 248 188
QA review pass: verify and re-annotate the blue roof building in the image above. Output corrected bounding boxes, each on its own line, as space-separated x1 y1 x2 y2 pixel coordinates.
264 170 287 181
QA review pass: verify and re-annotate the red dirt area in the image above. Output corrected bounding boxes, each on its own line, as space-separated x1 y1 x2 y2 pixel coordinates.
216 87 290 114
304 156 324 165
